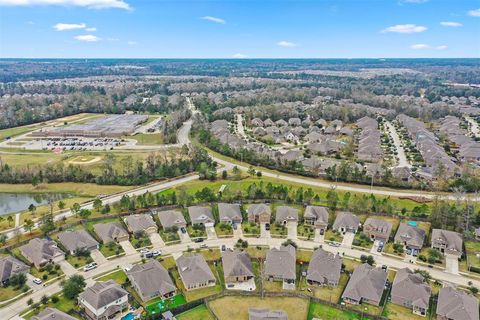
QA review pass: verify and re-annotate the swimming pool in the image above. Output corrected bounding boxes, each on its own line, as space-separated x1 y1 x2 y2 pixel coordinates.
407 221 418 227
121 313 134 320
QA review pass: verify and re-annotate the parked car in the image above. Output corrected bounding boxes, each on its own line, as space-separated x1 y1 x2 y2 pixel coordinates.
200 244 208 248
33 278 43 285
152 250 161 257
265 224 270 231
221 245 226 252
139 249 150 254
194 238 204 243
84 263 98 272
180 227 187 234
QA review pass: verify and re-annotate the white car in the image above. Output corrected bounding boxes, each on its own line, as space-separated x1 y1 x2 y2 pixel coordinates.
83 263 98 272
152 250 161 257
139 249 150 254
32 278 42 285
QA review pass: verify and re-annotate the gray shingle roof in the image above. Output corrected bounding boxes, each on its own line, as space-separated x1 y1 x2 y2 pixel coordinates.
332 212 360 231
218 203 242 223
247 204 271 220
306 248 342 285
188 206 214 224
158 210 186 229
32 308 77 320
275 206 298 223
265 245 296 280
391 268 431 309
0 255 29 283
79 280 128 310
222 250 254 278
394 223 426 249
94 222 128 243
304 206 329 226
431 229 463 255
20 238 64 268
126 260 176 301
58 230 99 253
436 286 479 320
124 214 157 233
176 254 215 288
342 263 387 304
249 308 288 320
363 218 393 238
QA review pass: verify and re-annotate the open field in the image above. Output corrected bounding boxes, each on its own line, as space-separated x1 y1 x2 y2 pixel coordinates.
208 295 309 320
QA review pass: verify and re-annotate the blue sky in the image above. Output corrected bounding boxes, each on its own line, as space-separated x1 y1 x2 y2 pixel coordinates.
0 0 479 58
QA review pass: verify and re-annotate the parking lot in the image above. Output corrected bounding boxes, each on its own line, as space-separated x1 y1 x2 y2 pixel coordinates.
21 137 134 151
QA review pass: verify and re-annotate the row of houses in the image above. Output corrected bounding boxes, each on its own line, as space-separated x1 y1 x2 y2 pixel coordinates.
438 115 480 164
356 116 383 163
397 114 458 177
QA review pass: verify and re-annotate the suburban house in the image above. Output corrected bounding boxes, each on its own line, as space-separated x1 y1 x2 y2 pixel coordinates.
20 238 65 268
78 280 129 320
342 263 387 306
362 218 393 243
93 222 129 244
222 250 254 285
304 206 329 234
306 248 342 287
275 206 298 226
218 203 243 225
126 260 176 302
158 210 187 229
248 308 288 320
124 214 158 235
332 212 360 234
394 223 426 251
0 255 30 286
264 245 296 290
431 229 463 257
436 286 479 320
176 254 216 291
391 268 431 317
58 230 99 255
32 308 77 320
247 204 271 224
188 206 215 227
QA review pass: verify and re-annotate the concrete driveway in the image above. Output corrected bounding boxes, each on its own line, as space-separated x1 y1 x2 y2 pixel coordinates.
149 233 165 248
90 249 107 265
226 278 256 291
260 223 270 238
341 232 355 248
178 230 192 243
370 240 382 255
233 225 243 238
286 222 298 240
206 226 217 240
26 274 44 291
314 229 324 243
445 255 459 274
58 260 77 276
119 240 137 255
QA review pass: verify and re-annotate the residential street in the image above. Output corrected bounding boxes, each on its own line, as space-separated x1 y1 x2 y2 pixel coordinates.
385 121 411 168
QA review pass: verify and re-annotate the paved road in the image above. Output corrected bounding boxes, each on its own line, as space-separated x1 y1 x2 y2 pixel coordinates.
3 233 479 320
385 121 411 168
236 114 247 140
465 116 480 138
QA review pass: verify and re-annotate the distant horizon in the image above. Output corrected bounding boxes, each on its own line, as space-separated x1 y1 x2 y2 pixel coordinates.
1 57 479 60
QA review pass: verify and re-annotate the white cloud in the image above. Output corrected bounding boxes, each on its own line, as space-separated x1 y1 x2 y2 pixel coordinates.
200 16 226 24
127 41 137 45
0 0 131 10
277 40 297 47
440 21 462 27
468 8 480 17
232 53 248 58
74 34 101 42
381 24 427 33
85 27 97 32
410 43 430 49
436 45 448 50
107 37 119 41
53 23 86 31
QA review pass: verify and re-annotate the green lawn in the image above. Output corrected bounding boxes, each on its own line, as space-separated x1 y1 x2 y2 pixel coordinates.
130 234 152 249
130 133 164 145
21 294 78 320
30 265 64 282
301 273 349 304
270 223 287 237
241 222 260 237
325 229 343 243
99 242 124 258
66 254 93 268
0 285 29 303
171 268 222 302
308 302 369 320
177 304 215 320
297 224 315 240
145 293 187 315
465 241 480 270
187 225 207 238
160 229 180 242
159 255 177 270
215 223 233 237
382 302 429 320
96 269 128 284
353 233 373 250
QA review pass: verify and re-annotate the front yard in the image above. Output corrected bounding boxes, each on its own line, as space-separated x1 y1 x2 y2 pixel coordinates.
241 222 260 237
352 233 373 250
215 223 233 237
159 229 180 243
187 225 207 238
30 263 64 282
270 223 287 237
99 242 124 258
95 269 128 284
130 232 152 249
297 224 315 240
0 285 29 303
21 293 78 319
66 254 93 268
325 229 343 243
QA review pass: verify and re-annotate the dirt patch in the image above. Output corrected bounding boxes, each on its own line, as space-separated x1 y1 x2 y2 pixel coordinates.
398 196 432 203
67 156 102 165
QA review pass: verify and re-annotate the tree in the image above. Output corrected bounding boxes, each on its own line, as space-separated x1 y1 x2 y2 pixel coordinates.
222 170 228 180
0 234 7 246
27 298 33 306
6 215 13 227
40 295 49 305
247 166 256 177
256 171 262 178
28 204 36 216
24 219 34 234
326 187 339 211
78 209 92 219
10 273 27 288
71 203 81 217
58 201 66 210
61 275 86 300
93 198 103 212
232 166 241 180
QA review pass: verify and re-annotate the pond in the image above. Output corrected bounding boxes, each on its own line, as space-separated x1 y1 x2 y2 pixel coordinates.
0 193 71 216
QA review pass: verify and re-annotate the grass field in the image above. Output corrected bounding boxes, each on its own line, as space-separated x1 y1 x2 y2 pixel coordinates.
382 302 428 320
209 296 309 320
0 285 28 302
465 241 480 269
21 293 78 320
145 294 186 315
96 269 128 284
177 304 215 320
308 302 369 320
130 133 164 145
